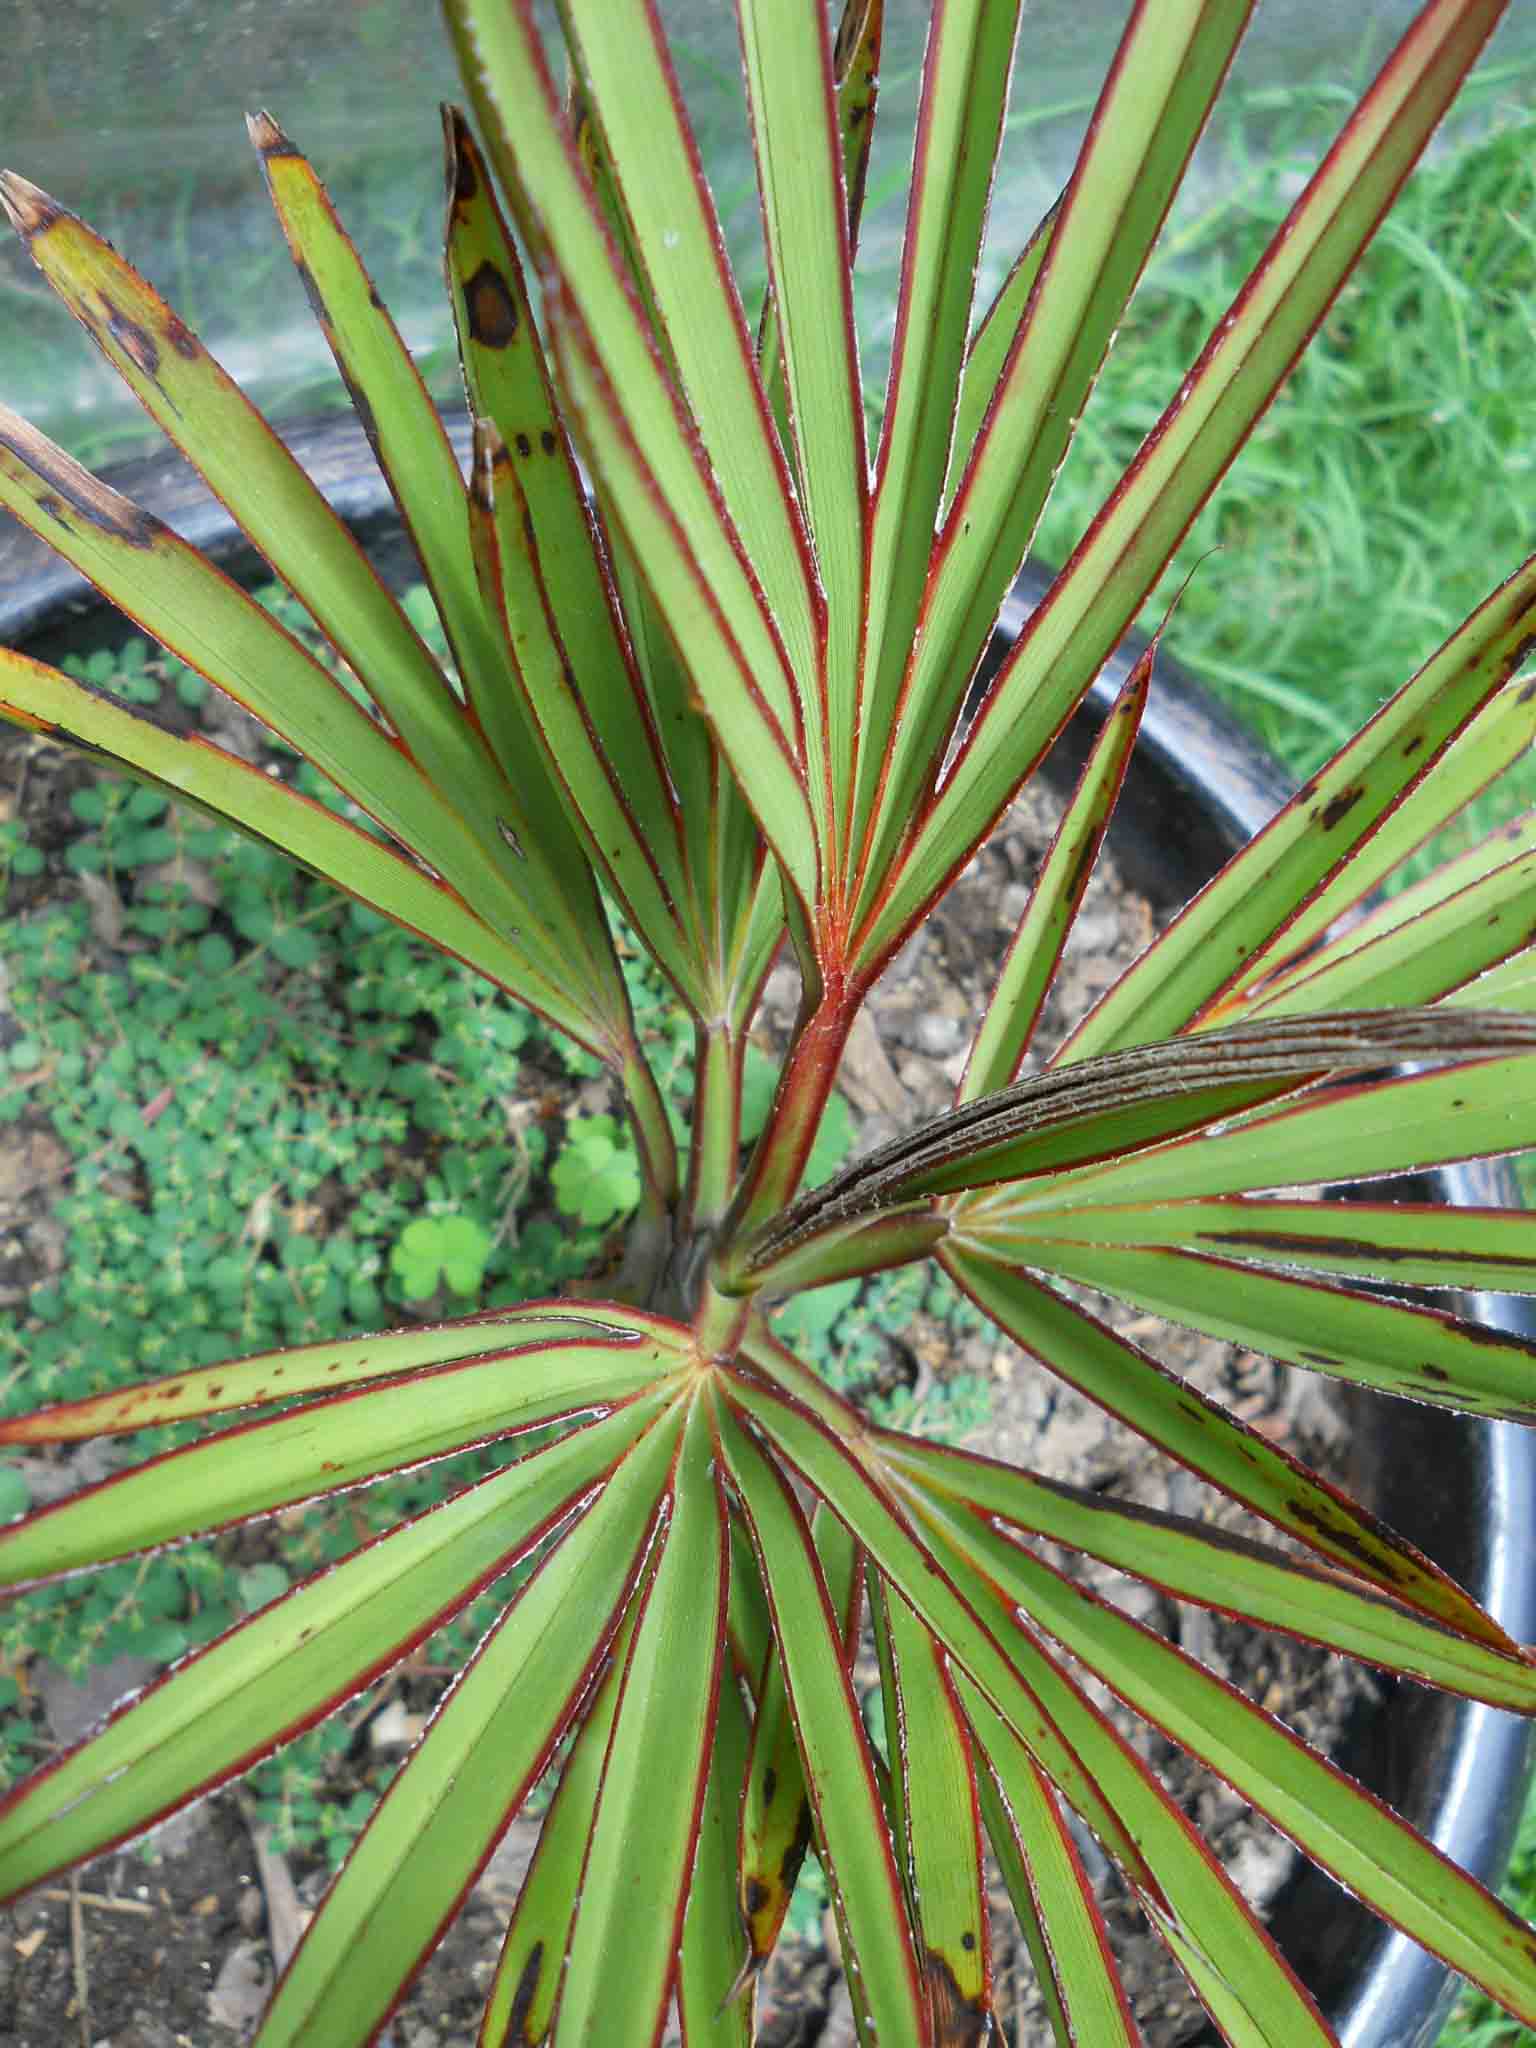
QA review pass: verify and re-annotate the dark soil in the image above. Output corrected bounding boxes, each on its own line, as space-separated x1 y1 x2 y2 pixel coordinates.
0 698 1376 2044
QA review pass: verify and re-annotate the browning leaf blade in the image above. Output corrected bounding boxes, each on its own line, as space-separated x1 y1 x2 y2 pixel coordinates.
750 1011 1536 1267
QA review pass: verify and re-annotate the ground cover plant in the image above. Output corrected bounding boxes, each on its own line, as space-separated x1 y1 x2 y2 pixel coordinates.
7 1 1536 2043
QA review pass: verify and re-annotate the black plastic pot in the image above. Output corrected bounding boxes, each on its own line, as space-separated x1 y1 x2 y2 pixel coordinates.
2 416 1533 2048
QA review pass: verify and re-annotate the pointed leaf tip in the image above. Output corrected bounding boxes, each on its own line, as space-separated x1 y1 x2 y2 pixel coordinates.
0 171 54 238
245 111 292 157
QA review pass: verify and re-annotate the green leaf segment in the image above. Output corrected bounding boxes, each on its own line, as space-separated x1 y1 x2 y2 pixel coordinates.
4 0 1536 2042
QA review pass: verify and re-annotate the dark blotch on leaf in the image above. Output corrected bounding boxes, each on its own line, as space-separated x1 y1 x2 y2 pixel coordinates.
464 260 520 348
251 114 300 161
515 432 532 459
293 258 332 331
762 1766 777 1806
49 724 114 760
1453 1316 1536 1357
73 672 182 737
103 300 161 379
164 312 200 361
506 1939 544 2040
742 1876 769 1917
339 366 380 450
447 123 479 205
540 428 557 455
923 1950 993 2044
0 175 59 240
1285 1500 1405 1582
1317 783 1365 831
2 421 158 549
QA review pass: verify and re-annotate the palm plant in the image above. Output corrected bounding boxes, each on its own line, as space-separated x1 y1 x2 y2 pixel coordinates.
3 0 1536 2041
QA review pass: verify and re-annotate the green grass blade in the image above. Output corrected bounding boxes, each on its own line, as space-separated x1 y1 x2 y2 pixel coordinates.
976 1746 1139 2048
930 1493 1536 2033
251 1403 683 2048
855 0 1251 918
0 1304 666 1439
555 1397 727 2045
875 1581 1000 2040
717 1395 932 2048
477 1594 644 2048
939 1247 1508 1646
0 1399 667 1901
0 642 607 1048
864 0 1508 970
442 108 693 916
738 0 867 868
998 1194 1536 1296
677 1656 756 2048
1020 1236 1536 1424
885 1436 1535 1705
0 1340 683 1585
958 659 1147 1103
956 1673 1336 2048
544 290 820 911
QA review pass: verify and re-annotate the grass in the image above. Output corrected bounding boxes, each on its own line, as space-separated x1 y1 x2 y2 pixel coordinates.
2 35 1536 2034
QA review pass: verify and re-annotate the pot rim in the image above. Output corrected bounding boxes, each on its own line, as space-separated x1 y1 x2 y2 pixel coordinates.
2 410 1532 2048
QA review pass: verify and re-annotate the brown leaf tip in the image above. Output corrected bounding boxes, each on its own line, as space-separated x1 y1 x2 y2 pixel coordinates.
0 171 60 240
442 105 479 207
246 111 298 161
